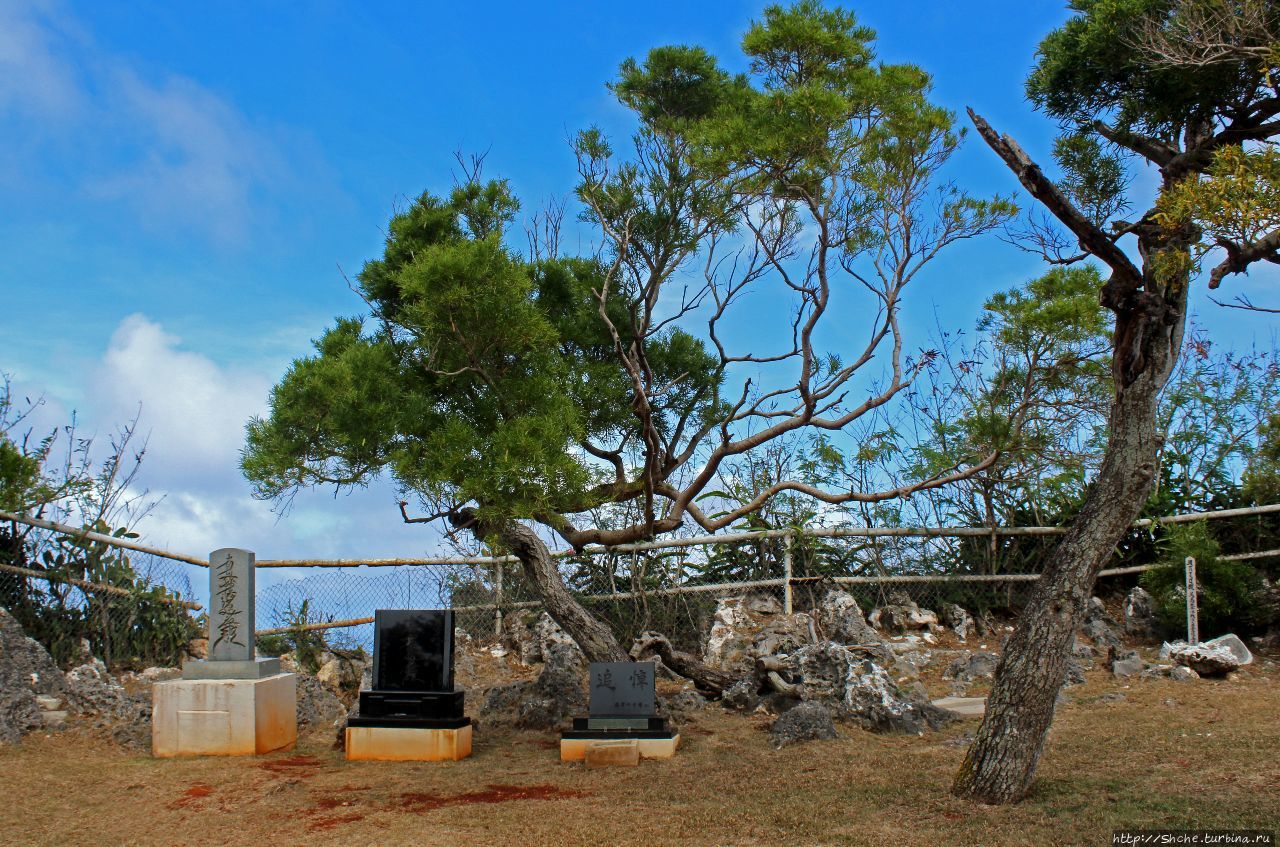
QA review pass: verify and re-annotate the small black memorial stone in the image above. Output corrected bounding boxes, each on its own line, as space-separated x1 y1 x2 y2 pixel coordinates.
563 661 674 738
348 609 469 729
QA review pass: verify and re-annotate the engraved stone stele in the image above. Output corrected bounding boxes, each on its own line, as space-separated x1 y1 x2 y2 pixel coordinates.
345 609 472 762
182 548 280 680
560 660 679 763
152 547 297 757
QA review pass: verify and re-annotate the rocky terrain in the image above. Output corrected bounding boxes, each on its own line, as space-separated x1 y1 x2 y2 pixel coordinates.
0 582 1273 755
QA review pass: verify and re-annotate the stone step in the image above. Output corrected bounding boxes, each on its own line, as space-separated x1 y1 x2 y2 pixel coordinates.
931 697 986 717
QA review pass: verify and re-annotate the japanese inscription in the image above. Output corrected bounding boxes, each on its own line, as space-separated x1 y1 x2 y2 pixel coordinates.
588 661 656 716
206 547 255 662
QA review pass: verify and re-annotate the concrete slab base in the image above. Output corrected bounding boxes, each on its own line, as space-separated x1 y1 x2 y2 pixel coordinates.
182 657 281 680
560 734 680 762
931 696 986 717
345 724 473 761
152 673 297 757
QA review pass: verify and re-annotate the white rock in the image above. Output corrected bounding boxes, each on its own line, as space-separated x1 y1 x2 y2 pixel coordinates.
1171 643 1240 676
705 596 753 667
1201 634 1252 666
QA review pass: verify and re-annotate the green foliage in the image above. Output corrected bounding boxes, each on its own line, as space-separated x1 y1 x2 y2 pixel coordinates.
243 184 724 526
1243 411 1280 503
0 380 79 513
1027 0 1273 134
1156 145 1280 277
255 600 331 674
1052 132 1130 225
0 521 200 669
1139 523 1264 636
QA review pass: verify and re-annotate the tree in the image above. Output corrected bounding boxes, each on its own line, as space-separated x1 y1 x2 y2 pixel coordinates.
953 0 1280 803
242 2 1013 683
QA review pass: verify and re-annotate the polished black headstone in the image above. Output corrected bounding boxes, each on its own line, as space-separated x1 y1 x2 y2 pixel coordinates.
372 609 454 692
354 609 469 729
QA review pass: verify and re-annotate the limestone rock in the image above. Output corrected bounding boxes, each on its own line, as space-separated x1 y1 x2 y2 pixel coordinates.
0 606 68 699
1108 647 1144 678
659 689 708 719
1200 634 1252 666
745 593 784 616
1081 597 1124 649
721 677 760 712
1122 586 1157 638
500 610 582 668
816 590 893 660
316 654 368 697
783 641 954 734
1171 644 1238 676
868 595 939 633
751 613 815 660
479 644 586 730
769 701 838 748
65 659 128 718
943 651 999 682
704 596 755 670
1171 636 1249 677
296 674 346 729
940 603 975 642
184 637 209 660
1064 656 1087 686
0 607 69 744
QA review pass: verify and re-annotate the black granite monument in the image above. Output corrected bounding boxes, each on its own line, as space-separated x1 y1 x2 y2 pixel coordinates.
347 609 470 729
561 661 676 740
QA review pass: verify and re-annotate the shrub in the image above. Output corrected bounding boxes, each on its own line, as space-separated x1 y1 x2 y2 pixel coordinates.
1140 524 1264 638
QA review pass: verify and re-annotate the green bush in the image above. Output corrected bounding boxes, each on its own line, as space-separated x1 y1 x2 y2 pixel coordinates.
255 600 332 674
1139 524 1263 638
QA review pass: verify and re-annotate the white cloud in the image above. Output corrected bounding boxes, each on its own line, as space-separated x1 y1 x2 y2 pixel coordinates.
93 313 269 490
0 0 303 247
0 0 83 123
85 68 285 246
81 314 442 564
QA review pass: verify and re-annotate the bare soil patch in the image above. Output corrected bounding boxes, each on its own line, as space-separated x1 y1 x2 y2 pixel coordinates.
0 654 1276 847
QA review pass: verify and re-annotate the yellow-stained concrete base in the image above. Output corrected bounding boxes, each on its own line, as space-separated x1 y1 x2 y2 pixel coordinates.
152 673 297 758
345 724 473 761
584 740 639 768
560 734 680 762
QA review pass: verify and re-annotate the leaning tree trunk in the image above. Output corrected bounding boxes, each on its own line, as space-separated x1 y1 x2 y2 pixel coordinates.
457 512 740 692
457 511 628 663
952 272 1187 804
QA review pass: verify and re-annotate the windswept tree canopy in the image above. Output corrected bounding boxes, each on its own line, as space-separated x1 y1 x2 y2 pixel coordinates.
242 185 723 528
243 1 1012 553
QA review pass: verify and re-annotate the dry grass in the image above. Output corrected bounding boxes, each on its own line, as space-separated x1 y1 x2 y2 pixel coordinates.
1 655 1276 847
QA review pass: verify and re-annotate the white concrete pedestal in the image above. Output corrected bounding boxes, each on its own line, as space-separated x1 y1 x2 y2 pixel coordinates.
152 672 297 757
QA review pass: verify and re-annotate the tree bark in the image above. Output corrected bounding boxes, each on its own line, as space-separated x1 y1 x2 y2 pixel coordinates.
455 511 629 663
630 631 739 696
952 279 1186 804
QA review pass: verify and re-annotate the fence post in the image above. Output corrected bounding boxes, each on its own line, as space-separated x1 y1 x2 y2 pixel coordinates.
494 561 504 638
783 530 794 615
1185 555 1199 644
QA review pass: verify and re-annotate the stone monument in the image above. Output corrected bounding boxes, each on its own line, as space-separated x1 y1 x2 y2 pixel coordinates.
345 609 472 761
152 548 297 757
560 661 679 764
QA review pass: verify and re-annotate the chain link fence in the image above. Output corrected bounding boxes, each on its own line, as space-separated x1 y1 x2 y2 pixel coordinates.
4 505 1277 668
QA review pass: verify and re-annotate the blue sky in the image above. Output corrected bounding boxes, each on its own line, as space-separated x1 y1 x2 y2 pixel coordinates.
2 0 1278 570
